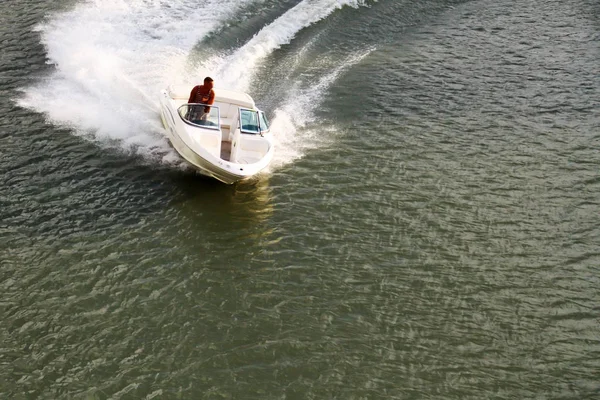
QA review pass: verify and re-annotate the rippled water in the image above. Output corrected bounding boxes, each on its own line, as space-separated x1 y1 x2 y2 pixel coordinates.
1 0 600 398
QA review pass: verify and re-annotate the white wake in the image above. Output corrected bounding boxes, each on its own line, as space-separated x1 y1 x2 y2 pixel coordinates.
18 0 370 169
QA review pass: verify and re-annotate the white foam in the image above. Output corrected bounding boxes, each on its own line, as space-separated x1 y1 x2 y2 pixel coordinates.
18 0 370 171
208 0 367 92
195 0 372 169
268 48 375 169
19 0 248 163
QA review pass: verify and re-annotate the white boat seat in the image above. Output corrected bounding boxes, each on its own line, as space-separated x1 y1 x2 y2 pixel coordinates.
191 130 221 158
235 134 269 163
214 102 239 130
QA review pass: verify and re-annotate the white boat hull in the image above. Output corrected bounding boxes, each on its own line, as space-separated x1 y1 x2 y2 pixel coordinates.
159 86 274 184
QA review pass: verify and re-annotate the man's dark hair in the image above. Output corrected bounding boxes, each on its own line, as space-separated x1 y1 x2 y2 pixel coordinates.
204 76 214 82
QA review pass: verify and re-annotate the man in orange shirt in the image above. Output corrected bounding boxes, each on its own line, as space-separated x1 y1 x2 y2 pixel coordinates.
188 76 215 122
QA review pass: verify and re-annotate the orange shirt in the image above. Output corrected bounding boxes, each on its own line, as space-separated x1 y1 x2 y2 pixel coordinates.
188 85 215 105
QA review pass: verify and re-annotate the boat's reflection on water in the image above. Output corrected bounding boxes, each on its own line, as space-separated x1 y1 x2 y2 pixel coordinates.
170 171 275 235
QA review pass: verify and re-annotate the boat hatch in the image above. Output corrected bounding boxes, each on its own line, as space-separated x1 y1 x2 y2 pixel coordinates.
239 108 270 135
178 104 220 130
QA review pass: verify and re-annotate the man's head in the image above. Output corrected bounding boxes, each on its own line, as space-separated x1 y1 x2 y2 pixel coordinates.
204 76 214 89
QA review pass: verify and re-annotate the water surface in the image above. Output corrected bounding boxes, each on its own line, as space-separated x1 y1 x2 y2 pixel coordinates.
1 0 599 398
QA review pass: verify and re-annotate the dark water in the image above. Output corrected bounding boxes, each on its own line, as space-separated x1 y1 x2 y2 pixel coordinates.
1 0 600 398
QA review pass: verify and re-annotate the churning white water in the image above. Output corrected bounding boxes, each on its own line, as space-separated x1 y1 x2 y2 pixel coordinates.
19 0 369 169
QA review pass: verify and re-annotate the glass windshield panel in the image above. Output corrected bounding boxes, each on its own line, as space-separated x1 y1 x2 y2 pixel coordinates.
178 104 220 129
259 111 269 133
240 109 260 134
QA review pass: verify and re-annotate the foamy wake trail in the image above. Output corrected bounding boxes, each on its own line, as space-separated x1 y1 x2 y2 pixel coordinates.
18 0 370 172
268 48 374 169
201 0 370 169
18 0 248 165
209 0 367 92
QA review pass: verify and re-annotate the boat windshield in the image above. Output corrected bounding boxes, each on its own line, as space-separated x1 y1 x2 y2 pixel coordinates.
240 108 270 134
178 104 220 130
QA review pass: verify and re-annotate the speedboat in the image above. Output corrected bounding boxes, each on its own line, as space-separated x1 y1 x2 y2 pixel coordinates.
159 85 274 184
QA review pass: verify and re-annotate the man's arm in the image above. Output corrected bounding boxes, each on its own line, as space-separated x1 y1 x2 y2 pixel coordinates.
204 90 215 113
188 86 198 103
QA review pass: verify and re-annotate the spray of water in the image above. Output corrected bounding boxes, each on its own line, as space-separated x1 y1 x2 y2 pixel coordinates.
268 48 374 168
208 0 367 92
18 0 370 170
19 0 248 165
